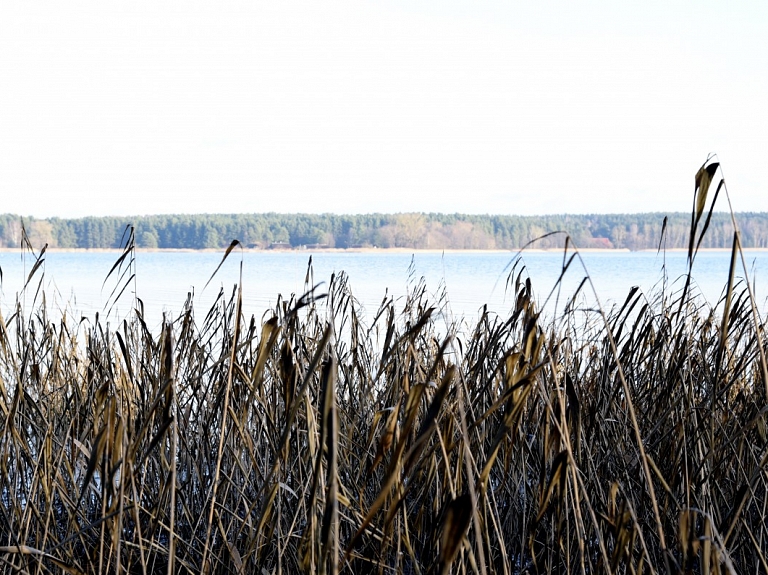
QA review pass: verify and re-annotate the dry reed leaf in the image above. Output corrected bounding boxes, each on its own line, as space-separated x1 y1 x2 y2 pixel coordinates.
703 515 712 575
202 239 241 292
404 365 454 475
646 454 672 496
369 402 400 477
227 540 245 575
439 493 473 575
0 545 84 575
536 450 568 524
319 357 339 575
688 160 720 263
694 163 717 222
250 316 280 389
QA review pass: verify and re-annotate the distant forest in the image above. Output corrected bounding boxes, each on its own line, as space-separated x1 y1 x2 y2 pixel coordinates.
1 212 768 251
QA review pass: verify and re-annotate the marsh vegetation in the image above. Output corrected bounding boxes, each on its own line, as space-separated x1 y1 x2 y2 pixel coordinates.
0 160 766 573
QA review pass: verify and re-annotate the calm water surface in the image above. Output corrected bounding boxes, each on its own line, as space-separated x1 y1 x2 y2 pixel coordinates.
1 250 766 329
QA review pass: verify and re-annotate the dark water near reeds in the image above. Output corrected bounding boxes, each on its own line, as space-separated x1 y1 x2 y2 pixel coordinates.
1 249 767 328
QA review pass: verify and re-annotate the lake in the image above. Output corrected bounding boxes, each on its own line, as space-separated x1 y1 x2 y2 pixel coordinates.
1 249 767 329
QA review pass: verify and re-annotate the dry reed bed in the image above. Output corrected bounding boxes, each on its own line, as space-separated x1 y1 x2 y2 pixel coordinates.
0 160 767 574
0 259 765 574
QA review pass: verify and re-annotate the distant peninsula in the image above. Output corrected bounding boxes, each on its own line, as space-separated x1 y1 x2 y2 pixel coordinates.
2 212 767 251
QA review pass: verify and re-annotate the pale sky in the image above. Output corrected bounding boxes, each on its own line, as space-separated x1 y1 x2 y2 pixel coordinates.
1 1 766 218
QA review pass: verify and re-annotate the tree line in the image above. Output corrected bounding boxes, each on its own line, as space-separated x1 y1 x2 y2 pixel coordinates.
1 212 767 251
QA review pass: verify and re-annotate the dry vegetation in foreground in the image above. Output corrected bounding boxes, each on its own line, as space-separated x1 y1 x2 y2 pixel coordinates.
0 159 767 574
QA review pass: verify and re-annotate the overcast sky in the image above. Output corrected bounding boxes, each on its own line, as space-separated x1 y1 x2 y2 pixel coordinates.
1 1 766 218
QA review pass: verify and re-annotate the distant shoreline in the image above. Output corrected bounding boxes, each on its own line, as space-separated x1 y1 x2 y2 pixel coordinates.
4 212 768 252
2 247 768 255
